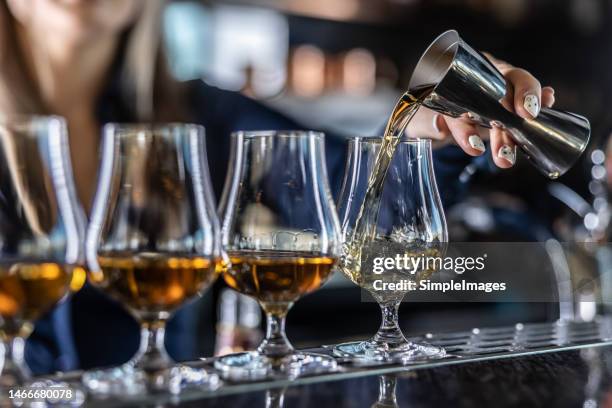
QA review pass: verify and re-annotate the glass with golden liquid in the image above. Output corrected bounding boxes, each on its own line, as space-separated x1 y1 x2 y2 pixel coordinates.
217 131 342 379
0 263 73 338
0 115 85 392
335 137 448 363
84 123 221 395
93 254 218 317
224 251 335 316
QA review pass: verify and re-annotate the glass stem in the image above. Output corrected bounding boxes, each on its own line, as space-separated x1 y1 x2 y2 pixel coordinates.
265 388 286 408
374 375 398 408
0 337 30 387
372 302 407 348
258 311 293 358
132 320 171 371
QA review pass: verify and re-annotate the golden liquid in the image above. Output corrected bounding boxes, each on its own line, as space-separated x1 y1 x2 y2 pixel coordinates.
93 254 219 316
343 244 441 287
223 251 336 315
343 239 443 304
341 86 434 285
0 263 73 338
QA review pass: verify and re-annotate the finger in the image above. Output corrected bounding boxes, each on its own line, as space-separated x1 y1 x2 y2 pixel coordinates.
500 84 515 113
432 113 455 149
443 116 486 156
482 52 512 72
429 113 455 148
405 107 451 141
504 68 542 119
489 126 516 168
483 52 516 112
432 113 451 137
542 86 555 108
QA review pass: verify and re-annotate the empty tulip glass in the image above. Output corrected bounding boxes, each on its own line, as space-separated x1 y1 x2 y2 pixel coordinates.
334 137 447 363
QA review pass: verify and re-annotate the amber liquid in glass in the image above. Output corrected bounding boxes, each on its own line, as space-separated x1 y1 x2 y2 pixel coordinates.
93 254 219 317
0 263 73 337
223 251 336 315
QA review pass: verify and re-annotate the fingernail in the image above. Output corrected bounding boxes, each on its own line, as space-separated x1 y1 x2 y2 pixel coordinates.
468 135 486 152
524 94 540 118
432 114 441 133
498 145 516 165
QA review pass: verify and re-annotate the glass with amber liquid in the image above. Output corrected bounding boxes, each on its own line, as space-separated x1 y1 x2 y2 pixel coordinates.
84 124 221 394
217 131 342 379
0 115 85 391
224 251 335 316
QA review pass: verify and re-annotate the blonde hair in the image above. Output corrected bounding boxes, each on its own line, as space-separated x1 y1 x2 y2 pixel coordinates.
0 0 185 121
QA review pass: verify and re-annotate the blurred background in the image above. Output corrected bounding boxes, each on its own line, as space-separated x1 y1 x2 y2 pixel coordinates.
164 0 611 139
158 0 612 356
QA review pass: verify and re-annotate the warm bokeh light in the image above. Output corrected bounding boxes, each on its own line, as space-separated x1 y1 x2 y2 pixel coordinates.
287 0 360 21
291 45 326 98
343 48 376 96
70 266 87 292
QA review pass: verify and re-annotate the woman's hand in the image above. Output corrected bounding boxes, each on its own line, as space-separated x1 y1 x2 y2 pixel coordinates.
406 53 556 168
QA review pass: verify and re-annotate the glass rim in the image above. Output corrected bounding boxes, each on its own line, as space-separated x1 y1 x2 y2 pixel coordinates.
349 136 432 146
231 130 325 139
103 122 205 134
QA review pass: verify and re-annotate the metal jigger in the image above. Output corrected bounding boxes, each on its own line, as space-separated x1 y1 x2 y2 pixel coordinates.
409 29 591 178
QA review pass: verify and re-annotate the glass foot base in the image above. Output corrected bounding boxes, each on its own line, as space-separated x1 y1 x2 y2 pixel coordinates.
214 351 337 380
83 363 221 396
333 340 446 365
0 367 28 389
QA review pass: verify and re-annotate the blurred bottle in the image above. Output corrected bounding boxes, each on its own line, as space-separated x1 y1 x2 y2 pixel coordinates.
214 288 262 356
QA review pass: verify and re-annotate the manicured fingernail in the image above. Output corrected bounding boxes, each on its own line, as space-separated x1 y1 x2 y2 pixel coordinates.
524 94 540 118
498 145 516 165
432 114 441 133
468 135 486 152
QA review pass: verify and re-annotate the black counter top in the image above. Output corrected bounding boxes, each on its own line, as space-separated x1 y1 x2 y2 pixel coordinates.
194 346 607 407
71 320 612 407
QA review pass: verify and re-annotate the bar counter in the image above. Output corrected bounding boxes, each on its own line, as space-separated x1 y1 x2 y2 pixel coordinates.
194 347 604 408
43 319 612 407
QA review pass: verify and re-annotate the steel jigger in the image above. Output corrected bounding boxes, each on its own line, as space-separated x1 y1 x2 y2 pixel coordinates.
409 29 591 178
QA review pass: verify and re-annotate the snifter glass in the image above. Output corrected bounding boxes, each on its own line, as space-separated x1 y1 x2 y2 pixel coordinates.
216 130 342 379
0 115 85 392
334 137 447 363
84 123 221 394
